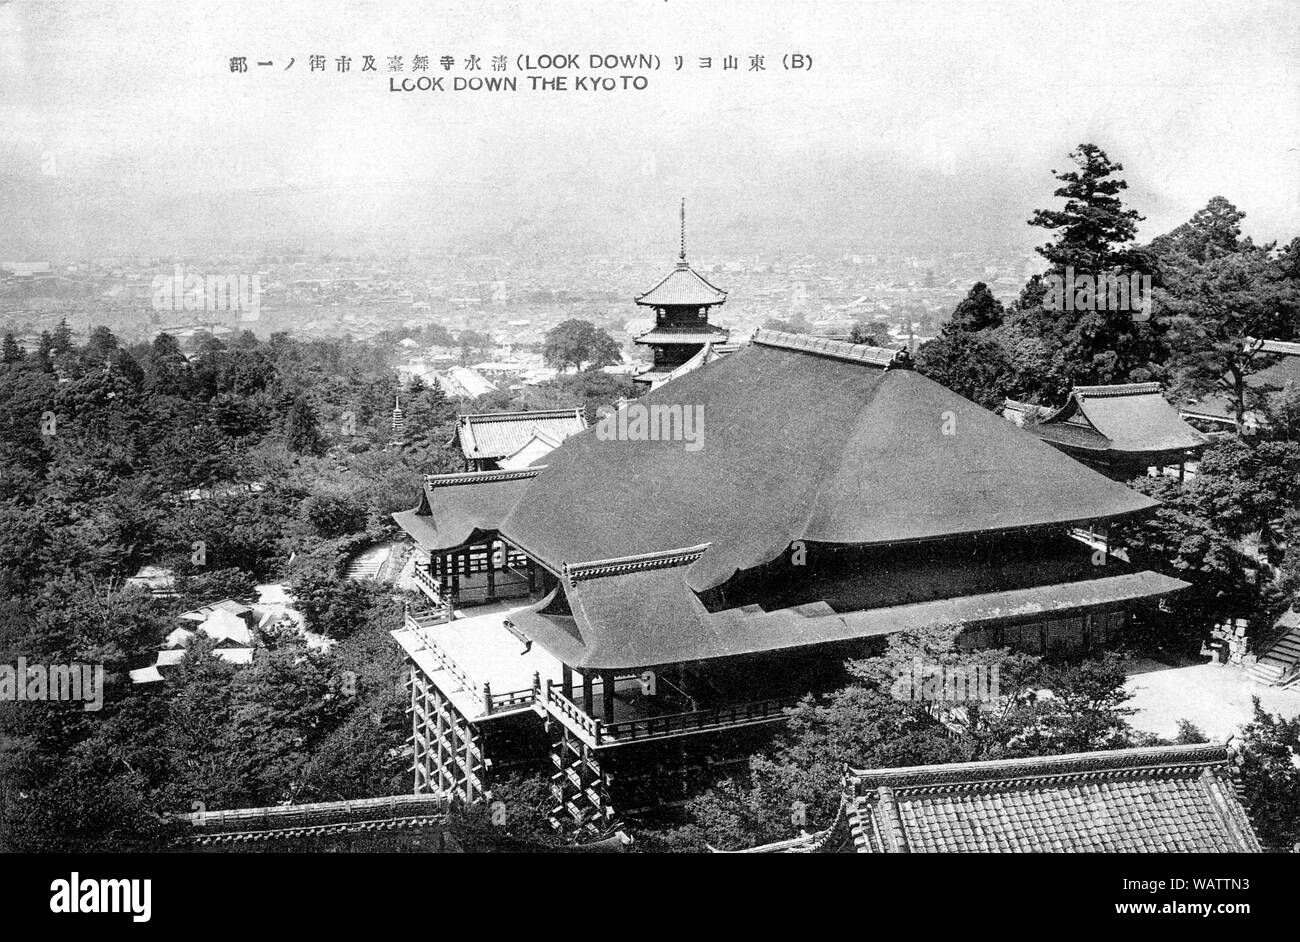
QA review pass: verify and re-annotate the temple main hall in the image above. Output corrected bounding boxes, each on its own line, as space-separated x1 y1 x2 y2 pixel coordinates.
392 328 1188 832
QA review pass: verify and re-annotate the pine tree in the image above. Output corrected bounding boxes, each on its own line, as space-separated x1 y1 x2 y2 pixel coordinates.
51 318 74 354
1029 143 1144 274
35 331 55 371
1 333 23 364
285 395 323 455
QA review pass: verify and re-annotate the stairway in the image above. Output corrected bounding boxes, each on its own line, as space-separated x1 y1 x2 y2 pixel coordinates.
344 544 389 581
1248 625 1300 688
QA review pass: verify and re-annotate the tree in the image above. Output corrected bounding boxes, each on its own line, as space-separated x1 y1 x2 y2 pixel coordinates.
914 331 1014 409
946 281 1004 332
1029 143 1144 273
542 319 621 372
300 493 368 538
35 331 55 371
51 318 74 355
287 563 390 640
1008 144 1162 397
914 283 1014 408
1156 240 1299 431
1150 195 1248 263
847 322 881 345
285 395 324 456
1109 470 1261 652
1235 701 1300 849
85 326 119 364
1 334 23 364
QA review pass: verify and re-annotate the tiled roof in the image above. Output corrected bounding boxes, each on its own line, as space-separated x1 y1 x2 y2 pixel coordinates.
634 261 727 308
632 326 730 346
846 744 1262 853
1030 383 1208 455
393 468 545 552
178 794 449 845
453 408 587 461
512 552 1186 670
1256 338 1300 357
501 330 1160 590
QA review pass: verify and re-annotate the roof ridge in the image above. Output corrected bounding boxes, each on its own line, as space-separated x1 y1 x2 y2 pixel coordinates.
1197 766 1265 852
848 743 1229 790
564 543 711 583
751 328 910 369
459 407 585 422
1073 382 1164 398
1251 337 1300 356
425 467 546 488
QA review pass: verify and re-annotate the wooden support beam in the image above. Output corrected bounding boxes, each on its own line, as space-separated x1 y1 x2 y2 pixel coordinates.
562 664 574 701
602 670 616 724
582 670 594 716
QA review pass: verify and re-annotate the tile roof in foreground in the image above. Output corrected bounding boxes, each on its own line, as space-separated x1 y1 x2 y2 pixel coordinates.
733 744 1263 853
848 743 1262 853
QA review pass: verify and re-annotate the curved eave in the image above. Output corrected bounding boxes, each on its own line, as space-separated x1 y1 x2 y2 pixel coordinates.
509 564 1189 671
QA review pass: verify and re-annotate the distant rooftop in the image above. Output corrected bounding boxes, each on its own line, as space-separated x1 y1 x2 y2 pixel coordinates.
452 408 587 462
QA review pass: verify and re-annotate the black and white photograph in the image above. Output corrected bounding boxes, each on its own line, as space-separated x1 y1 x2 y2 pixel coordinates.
1 0 1297 922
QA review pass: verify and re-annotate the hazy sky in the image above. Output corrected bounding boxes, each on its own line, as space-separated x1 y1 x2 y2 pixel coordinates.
1 0 1297 258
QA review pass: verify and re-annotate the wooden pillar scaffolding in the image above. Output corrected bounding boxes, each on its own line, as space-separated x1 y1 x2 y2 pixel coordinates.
546 718 612 835
406 659 488 804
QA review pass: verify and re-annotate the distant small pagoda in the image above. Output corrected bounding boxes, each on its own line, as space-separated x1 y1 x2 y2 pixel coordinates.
390 395 406 447
631 199 730 386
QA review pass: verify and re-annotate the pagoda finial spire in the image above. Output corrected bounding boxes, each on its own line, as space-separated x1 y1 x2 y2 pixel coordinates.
679 197 686 262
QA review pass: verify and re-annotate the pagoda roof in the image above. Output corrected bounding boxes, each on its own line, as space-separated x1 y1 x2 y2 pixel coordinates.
1029 383 1208 455
845 743 1262 853
451 408 587 462
393 468 545 553
632 325 730 346
634 260 727 308
501 329 1159 591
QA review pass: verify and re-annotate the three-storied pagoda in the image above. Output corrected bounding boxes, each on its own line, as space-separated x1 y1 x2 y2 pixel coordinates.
392 329 1188 832
631 200 731 386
